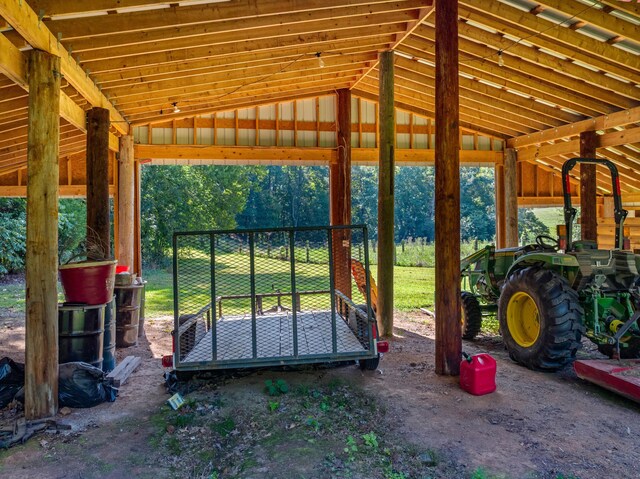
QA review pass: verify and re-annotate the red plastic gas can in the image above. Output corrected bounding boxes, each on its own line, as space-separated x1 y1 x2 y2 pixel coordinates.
460 353 496 396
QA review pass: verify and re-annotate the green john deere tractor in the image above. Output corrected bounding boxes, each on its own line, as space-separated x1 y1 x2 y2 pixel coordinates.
461 157 640 371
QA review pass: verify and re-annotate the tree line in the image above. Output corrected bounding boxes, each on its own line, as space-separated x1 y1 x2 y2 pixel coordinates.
0 164 547 274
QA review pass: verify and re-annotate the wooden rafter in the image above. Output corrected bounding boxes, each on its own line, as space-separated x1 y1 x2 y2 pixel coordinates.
508 106 640 148
0 0 128 133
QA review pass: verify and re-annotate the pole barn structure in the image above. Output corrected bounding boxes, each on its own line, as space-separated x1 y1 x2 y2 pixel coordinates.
0 0 639 416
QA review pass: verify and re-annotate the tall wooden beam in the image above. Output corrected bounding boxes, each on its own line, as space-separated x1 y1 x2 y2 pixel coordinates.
505 148 518 247
330 89 352 299
377 51 395 338
495 164 506 249
435 0 461 376
580 130 598 242
25 50 60 420
117 136 135 269
134 161 143 276
86 108 111 260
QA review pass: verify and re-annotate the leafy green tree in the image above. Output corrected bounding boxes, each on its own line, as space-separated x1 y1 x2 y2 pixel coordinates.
0 199 26 275
395 166 435 241
0 198 87 275
460 167 496 241
519 208 551 244
141 165 251 266
351 166 379 238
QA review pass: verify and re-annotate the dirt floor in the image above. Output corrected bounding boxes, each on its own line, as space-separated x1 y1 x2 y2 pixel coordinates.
1 308 639 479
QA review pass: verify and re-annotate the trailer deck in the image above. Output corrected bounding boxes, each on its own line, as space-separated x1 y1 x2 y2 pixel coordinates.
183 310 366 363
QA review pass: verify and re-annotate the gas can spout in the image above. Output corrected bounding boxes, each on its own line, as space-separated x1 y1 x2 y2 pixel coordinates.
462 351 473 363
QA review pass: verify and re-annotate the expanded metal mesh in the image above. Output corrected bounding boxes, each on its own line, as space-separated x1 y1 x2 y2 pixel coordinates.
173 226 374 369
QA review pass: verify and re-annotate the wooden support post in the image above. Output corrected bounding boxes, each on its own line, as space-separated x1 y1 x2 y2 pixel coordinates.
25 49 60 419
117 135 135 269
435 0 461 375
505 148 518 247
495 164 506 249
330 89 352 299
86 107 111 260
377 51 395 338
133 160 143 275
580 130 598 242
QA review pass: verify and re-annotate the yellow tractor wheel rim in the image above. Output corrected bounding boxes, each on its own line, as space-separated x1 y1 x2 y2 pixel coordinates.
507 292 540 347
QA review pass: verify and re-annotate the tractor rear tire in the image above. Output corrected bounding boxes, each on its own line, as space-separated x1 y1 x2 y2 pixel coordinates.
498 267 584 371
461 292 482 340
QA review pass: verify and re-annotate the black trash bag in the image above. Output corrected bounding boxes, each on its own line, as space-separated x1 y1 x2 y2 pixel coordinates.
0 357 25 408
58 362 117 408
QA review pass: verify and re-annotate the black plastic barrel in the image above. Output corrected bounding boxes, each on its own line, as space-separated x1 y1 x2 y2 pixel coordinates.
102 297 117 372
115 284 143 347
58 303 105 369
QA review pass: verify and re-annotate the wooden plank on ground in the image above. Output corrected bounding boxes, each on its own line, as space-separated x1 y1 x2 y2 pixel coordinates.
106 356 141 388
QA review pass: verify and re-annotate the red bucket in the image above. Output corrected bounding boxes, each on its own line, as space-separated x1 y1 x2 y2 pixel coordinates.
59 260 117 305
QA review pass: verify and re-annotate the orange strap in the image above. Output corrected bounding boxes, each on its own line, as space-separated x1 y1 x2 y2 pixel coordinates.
350 258 377 314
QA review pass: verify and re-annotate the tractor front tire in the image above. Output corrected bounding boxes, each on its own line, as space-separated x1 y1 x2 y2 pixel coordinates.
461 292 482 340
498 267 584 371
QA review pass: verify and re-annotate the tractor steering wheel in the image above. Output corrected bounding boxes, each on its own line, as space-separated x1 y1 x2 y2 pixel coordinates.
535 234 559 251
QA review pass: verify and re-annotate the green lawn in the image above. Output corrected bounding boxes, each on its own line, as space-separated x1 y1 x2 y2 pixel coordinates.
145 252 436 318
1 261 437 318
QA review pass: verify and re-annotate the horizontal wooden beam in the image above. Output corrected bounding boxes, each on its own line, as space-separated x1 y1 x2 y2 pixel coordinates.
352 148 502 165
518 196 581 207
0 0 129 134
508 106 640 148
31 0 181 17
517 126 640 162
134 144 503 165
0 185 115 198
51 0 428 39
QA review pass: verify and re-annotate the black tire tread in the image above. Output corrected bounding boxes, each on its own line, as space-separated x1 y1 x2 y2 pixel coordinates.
498 267 584 371
359 356 380 370
461 292 483 340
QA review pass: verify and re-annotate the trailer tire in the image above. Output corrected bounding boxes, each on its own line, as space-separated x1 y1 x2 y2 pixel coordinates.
461 292 483 340
498 267 584 371
359 355 380 371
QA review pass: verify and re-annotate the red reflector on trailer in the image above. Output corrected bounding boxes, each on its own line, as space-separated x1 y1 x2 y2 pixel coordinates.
162 355 173 368
377 341 389 353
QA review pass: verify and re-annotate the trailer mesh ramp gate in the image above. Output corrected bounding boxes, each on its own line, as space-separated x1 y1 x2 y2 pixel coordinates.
172 225 375 371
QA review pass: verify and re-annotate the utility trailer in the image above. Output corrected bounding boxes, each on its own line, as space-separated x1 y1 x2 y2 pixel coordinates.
163 225 386 375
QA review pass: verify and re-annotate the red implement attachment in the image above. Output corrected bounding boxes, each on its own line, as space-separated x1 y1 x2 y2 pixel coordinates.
574 359 640 404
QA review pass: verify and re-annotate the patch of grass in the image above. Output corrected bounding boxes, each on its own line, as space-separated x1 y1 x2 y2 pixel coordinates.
166 436 182 456
210 416 235 437
470 467 507 479
0 283 26 311
172 412 195 428
148 380 453 478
